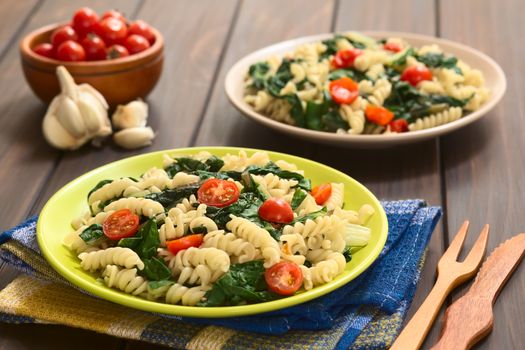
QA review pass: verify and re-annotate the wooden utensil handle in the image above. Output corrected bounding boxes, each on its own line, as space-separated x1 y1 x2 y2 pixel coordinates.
431 294 493 350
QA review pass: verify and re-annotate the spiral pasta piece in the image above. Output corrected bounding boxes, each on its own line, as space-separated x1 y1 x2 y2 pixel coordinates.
102 265 148 296
158 203 207 245
165 283 209 306
323 183 344 212
104 197 164 218
202 230 261 263
79 247 144 272
88 178 137 207
408 107 463 131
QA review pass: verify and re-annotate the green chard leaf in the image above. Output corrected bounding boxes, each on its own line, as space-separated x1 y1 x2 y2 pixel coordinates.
290 189 307 209
248 62 270 89
244 162 311 191
293 207 328 224
139 257 172 281
87 179 112 200
284 94 306 128
118 219 160 258
415 53 461 74
79 224 104 244
328 68 368 82
148 279 174 290
144 184 200 208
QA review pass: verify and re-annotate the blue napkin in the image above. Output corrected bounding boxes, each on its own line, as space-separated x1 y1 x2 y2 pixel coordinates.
0 200 441 350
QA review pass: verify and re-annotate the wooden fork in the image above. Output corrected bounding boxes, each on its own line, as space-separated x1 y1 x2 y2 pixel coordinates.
390 221 489 350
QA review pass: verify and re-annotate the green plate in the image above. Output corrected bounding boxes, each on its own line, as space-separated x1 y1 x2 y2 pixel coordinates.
37 147 388 318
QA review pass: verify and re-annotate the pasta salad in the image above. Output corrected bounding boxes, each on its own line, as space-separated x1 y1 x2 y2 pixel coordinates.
243 32 490 134
64 150 375 306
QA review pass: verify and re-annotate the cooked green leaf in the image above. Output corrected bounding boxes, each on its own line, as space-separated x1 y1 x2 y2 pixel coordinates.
293 207 327 224
248 62 270 89
79 224 104 244
144 184 200 208
87 179 112 200
139 257 172 281
118 219 159 259
290 189 307 209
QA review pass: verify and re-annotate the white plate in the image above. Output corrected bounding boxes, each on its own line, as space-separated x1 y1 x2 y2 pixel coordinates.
225 31 506 147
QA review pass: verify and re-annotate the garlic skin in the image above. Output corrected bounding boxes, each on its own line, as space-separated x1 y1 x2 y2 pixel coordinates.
112 99 148 129
113 127 155 149
42 66 111 150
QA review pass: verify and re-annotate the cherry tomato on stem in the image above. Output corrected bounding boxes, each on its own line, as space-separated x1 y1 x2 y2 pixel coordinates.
82 34 107 60
311 183 332 205
198 179 240 208
33 43 54 59
365 105 395 126
401 65 433 86
166 234 204 255
128 20 155 44
383 42 403 52
258 198 294 224
72 7 98 37
107 44 129 59
329 77 359 105
389 119 409 133
265 261 303 296
332 49 362 69
51 25 78 48
124 34 150 54
56 40 86 61
102 209 140 240
97 17 128 45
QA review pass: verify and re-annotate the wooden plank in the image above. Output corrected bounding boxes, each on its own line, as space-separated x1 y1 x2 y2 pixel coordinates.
0 1 39 57
440 0 525 349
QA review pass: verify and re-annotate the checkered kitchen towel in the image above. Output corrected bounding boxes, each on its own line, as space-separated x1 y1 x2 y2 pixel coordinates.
0 200 441 349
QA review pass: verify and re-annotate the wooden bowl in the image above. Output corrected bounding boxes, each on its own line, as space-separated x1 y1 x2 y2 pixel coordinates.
20 23 164 107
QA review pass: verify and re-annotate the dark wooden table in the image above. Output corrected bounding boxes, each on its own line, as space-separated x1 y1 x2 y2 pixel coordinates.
0 0 523 349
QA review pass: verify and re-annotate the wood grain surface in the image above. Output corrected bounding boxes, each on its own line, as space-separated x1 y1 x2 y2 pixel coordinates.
0 0 522 349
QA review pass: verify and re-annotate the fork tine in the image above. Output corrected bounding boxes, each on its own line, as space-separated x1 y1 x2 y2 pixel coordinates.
442 221 470 261
462 224 489 269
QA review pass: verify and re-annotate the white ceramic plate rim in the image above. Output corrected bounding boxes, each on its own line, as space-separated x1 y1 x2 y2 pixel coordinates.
225 31 507 146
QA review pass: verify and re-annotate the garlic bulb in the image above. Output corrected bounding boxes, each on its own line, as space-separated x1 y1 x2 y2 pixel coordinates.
42 66 111 150
113 127 155 149
112 99 148 129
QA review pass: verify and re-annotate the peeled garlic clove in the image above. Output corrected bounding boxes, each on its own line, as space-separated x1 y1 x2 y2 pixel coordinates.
42 110 84 150
113 127 155 149
77 93 110 134
112 99 148 129
55 97 86 138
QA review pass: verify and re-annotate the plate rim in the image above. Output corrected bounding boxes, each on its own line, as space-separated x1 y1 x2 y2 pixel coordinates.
225 31 507 146
37 146 388 318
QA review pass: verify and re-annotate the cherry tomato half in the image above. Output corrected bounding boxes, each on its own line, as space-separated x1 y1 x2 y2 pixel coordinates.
97 17 128 45
106 44 129 59
101 9 127 23
56 40 86 61
124 34 150 54
389 119 409 133
365 105 395 126
329 77 359 105
383 42 403 53
332 49 363 69
265 261 303 296
102 209 140 240
82 34 107 60
197 179 240 208
401 65 433 87
311 183 332 205
72 7 99 37
51 25 78 48
128 20 155 44
166 234 204 255
33 43 54 59
258 198 294 224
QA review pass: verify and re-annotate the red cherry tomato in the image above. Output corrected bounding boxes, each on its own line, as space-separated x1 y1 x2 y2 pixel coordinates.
264 261 303 296
101 9 127 23
166 234 204 255
311 183 332 205
401 65 433 86
106 44 129 59
33 43 54 59
72 7 98 37
97 17 128 45
258 198 294 224
389 119 409 133
365 105 395 126
197 179 240 208
383 42 403 53
81 34 107 60
124 34 151 54
128 20 155 44
102 209 140 240
51 25 78 48
56 40 86 61
329 77 359 105
332 49 363 69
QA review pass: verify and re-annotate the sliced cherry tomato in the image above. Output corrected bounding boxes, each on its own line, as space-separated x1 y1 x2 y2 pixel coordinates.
124 34 151 54
128 20 155 44
197 179 240 208
383 42 403 52
72 7 99 37
81 34 107 60
389 119 409 133
311 183 332 205
33 43 54 59
106 44 129 59
102 209 139 240
51 25 78 48
101 9 127 23
258 198 294 224
401 65 433 86
332 49 363 68
329 77 359 105
166 234 204 255
265 261 303 296
365 105 395 126
97 17 128 45
56 40 86 61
